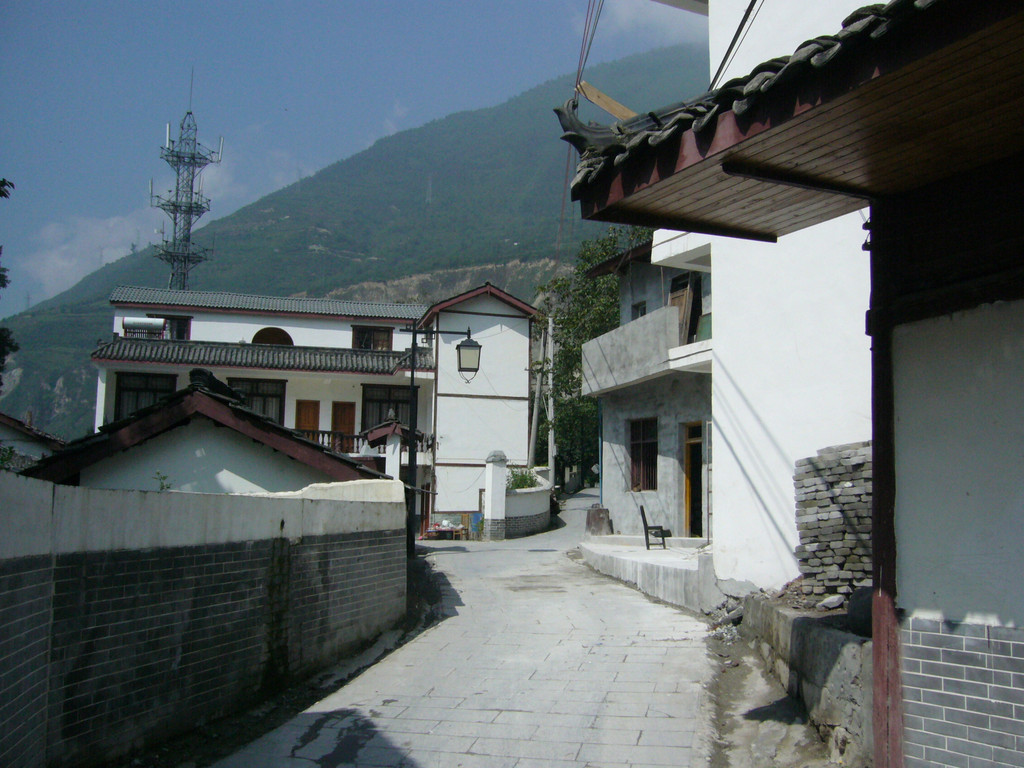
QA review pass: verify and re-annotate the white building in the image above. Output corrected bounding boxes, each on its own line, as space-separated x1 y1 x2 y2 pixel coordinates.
90 283 536 524
566 0 872 591
581 240 711 540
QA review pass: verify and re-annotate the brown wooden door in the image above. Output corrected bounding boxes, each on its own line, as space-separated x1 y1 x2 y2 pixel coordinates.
295 400 320 442
331 401 356 452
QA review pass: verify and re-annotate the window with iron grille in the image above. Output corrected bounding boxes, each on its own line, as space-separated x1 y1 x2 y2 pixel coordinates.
353 326 393 351
228 378 286 424
629 418 658 491
114 372 177 420
361 384 414 429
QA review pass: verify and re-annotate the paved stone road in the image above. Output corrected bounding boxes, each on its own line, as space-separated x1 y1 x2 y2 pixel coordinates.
215 490 712 767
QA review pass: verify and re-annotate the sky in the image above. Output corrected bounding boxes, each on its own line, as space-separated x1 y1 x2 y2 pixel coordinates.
0 1 708 318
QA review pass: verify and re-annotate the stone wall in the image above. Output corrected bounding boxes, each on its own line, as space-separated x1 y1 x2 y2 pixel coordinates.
0 473 406 768
793 442 872 601
742 594 873 767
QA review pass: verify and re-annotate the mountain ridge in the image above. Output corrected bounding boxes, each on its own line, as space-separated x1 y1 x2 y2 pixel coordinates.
0 43 708 438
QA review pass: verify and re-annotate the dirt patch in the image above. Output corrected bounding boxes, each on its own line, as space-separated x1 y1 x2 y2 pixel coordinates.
705 624 840 768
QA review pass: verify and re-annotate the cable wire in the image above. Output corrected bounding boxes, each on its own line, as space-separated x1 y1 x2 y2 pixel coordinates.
709 0 763 90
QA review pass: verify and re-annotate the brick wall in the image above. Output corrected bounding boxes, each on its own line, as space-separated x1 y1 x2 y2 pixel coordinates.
793 442 872 601
504 509 550 539
0 555 52 768
902 616 1024 767
44 531 404 766
0 473 407 768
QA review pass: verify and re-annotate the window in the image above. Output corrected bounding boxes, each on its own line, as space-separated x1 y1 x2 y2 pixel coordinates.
353 326 393 351
114 372 177 420
631 301 647 320
629 418 658 491
228 378 286 424
252 327 293 345
361 384 413 429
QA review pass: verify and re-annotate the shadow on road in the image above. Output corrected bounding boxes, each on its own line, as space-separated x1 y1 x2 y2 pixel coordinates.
287 709 419 768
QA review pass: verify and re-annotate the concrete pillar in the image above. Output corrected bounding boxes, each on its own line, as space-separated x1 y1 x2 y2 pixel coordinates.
483 450 507 540
384 433 402 481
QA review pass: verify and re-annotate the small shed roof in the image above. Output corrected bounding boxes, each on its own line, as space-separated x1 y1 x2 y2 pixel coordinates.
24 372 386 484
0 411 65 451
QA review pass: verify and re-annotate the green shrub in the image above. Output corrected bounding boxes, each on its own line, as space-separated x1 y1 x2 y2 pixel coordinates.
506 466 539 490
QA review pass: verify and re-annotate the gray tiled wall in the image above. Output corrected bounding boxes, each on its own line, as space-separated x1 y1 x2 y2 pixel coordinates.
902 616 1024 767
2 529 404 768
0 555 52 768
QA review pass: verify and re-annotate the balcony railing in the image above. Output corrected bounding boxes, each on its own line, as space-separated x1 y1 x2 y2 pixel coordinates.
298 430 433 455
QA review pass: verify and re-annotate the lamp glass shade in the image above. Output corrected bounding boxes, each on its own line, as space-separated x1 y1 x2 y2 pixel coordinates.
456 336 482 373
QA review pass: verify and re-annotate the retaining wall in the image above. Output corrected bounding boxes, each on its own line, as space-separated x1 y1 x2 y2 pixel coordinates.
504 484 551 539
741 594 873 767
793 441 872 601
0 472 406 768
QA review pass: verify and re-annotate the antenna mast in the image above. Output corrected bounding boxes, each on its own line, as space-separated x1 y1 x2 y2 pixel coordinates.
151 110 222 290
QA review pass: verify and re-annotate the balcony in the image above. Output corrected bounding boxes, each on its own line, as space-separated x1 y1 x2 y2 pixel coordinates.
298 430 434 456
582 305 711 396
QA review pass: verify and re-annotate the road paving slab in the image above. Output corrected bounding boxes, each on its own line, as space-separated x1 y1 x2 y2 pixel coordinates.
213 490 714 768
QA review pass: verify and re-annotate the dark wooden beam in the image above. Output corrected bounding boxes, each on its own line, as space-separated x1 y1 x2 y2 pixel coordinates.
868 206 904 768
582 203 779 243
721 160 874 202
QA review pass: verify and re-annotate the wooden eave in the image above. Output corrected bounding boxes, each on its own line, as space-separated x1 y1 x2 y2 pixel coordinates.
576 4 1024 240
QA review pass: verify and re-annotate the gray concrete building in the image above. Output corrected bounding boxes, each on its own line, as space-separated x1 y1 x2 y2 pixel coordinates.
582 241 711 539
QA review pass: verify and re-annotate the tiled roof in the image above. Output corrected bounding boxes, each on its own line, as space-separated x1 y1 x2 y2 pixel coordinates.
110 285 427 320
24 380 386 483
556 0 937 197
92 338 435 374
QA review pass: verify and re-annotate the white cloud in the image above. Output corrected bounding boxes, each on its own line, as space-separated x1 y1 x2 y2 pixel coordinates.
383 99 409 136
574 0 706 47
23 207 163 300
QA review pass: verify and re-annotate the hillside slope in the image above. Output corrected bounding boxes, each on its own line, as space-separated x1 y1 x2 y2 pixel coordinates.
0 44 708 438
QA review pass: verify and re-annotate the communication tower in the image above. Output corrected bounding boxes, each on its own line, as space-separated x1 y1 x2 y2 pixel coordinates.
151 111 223 290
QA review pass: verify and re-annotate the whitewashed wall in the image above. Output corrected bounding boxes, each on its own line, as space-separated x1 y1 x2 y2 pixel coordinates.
79 418 344 494
0 422 56 460
648 0 872 589
113 308 416 350
431 294 532 515
894 300 1024 625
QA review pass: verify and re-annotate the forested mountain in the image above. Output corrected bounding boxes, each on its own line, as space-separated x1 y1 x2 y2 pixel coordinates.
0 43 707 439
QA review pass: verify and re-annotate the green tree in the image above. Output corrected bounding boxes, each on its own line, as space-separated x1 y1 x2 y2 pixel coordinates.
0 179 18 388
539 226 650 485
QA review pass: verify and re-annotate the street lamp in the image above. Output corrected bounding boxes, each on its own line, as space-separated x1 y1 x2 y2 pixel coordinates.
455 328 481 381
404 325 481 556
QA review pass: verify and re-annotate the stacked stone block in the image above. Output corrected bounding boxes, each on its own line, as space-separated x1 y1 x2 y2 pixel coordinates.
793 441 872 600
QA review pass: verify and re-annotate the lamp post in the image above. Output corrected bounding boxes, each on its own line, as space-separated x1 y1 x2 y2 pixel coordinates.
405 325 481 557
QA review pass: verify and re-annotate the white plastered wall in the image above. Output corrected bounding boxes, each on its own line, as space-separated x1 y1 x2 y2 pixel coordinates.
432 294 532 514
668 0 873 588
112 308 416 349
710 216 871 587
79 417 338 494
894 300 1024 626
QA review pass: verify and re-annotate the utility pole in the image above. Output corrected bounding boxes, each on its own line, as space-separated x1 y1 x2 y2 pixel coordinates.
547 316 556 476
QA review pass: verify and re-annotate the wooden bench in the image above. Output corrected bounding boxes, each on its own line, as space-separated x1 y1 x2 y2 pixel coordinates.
640 505 669 550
